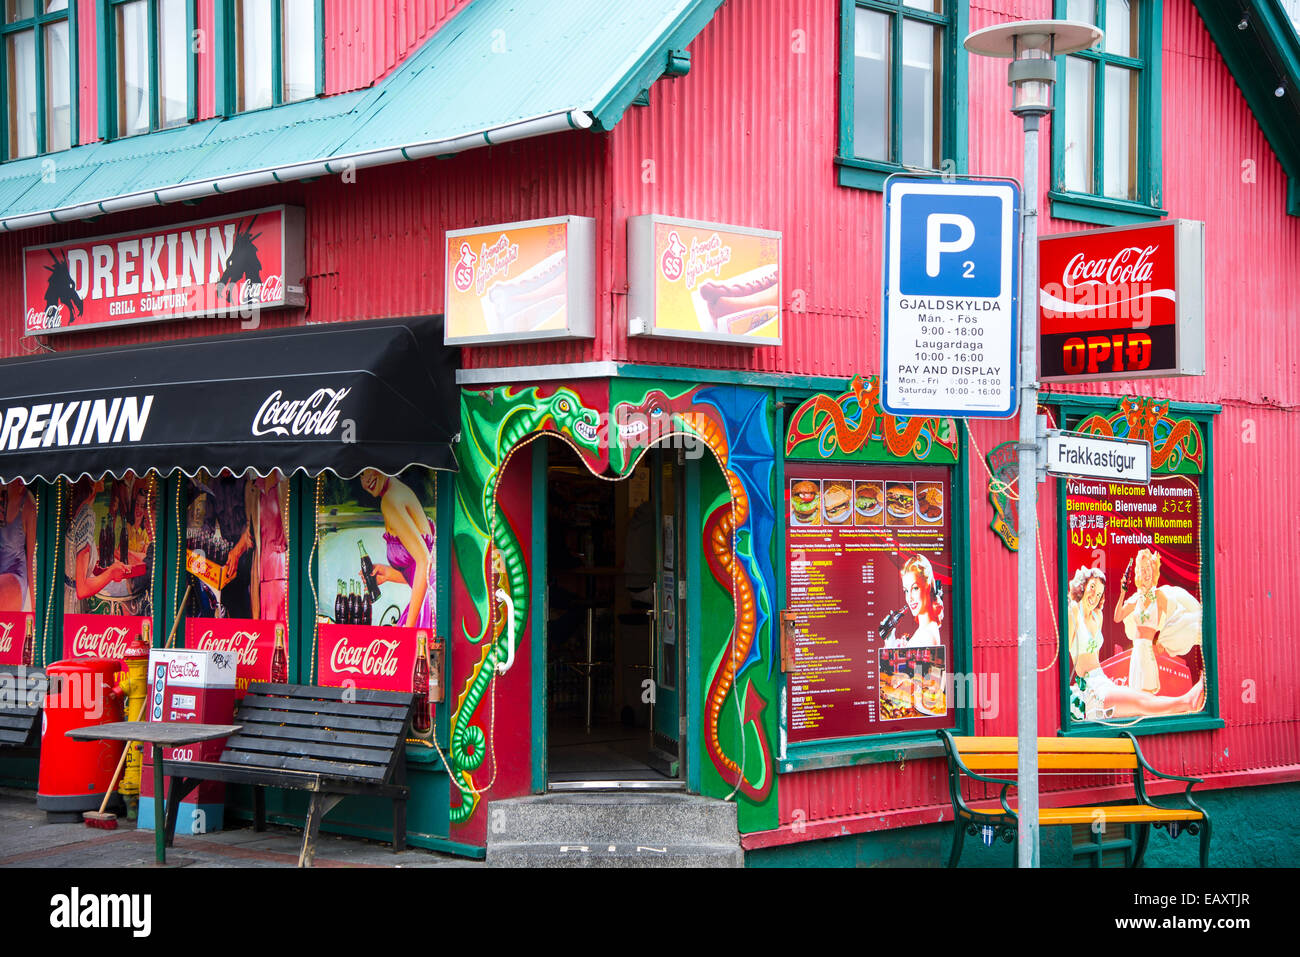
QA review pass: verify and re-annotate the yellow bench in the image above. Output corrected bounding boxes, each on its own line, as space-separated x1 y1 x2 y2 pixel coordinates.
937 730 1210 867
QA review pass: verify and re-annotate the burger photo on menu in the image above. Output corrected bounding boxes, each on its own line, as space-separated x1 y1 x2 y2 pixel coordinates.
854 481 884 526
886 483 915 526
790 480 821 526
822 482 852 524
915 483 944 525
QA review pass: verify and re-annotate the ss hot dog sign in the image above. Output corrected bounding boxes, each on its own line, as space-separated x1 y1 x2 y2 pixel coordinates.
443 216 595 345
628 215 782 346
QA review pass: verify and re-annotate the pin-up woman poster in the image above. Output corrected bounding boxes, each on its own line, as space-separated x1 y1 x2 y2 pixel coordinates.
0 481 36 613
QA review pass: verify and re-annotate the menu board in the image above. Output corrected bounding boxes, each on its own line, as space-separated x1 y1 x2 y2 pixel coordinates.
786 463 954 743
1063 475 1205 722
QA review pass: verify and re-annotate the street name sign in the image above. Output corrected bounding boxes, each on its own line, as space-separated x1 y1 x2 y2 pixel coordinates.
882 175 1020 419
1045 430 1151 484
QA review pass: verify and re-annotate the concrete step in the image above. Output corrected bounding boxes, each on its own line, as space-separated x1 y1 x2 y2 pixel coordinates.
486 792 739 848
487 841 743 868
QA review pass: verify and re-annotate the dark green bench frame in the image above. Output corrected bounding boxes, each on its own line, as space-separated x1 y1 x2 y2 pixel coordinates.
162 682 416 867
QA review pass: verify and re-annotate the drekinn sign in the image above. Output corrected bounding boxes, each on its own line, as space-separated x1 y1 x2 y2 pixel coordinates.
1038 219 1205 382
23 205 306 336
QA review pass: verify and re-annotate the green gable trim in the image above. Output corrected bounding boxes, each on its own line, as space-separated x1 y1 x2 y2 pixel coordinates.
589 2 719 129
1194 0 1300 216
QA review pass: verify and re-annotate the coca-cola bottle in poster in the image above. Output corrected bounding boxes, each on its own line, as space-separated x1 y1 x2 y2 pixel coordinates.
413 631 432 734
272 623 288 683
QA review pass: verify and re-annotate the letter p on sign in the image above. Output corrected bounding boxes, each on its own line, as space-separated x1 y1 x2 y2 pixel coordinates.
925 214 975 277
896 192 1004 299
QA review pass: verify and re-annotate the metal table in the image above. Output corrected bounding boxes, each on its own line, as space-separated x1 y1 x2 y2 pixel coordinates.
66 721 241 865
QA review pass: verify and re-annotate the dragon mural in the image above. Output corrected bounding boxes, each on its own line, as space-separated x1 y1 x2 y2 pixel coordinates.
786 375 959 464
449 379 778 831
450 384 603 824
1075 396 1205 474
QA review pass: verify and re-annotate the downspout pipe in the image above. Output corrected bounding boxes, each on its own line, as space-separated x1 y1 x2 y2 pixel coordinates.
0 109 593 233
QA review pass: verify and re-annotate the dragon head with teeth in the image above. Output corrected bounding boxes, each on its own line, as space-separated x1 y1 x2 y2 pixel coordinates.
536 386 603 462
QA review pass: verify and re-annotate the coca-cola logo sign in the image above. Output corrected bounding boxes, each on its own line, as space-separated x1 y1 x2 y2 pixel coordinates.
317 624 418 694
329 636 401 678
168 660 201 679
194 629 261 666
251 387 349 438
1038 219 1205 382
63 615 145 660
0 621 12 654
184 618 281 698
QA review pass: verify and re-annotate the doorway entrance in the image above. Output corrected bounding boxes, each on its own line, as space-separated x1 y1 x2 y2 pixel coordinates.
544 441 687 787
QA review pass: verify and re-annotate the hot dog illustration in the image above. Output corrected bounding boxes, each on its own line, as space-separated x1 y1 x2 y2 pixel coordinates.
483 250 568 333
694 264 780 335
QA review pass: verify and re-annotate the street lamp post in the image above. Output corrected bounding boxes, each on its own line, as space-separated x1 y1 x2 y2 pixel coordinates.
964 19 1102 869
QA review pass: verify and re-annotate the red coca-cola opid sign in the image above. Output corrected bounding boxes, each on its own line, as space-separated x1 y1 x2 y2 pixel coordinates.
63 614 149 661
317 624 419 693
23 205 305 336
184 618 287 697
1038 219 1205 382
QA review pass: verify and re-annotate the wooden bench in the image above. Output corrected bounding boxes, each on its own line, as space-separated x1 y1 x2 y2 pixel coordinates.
938 730 1210 868
162 682 417 867
0 667 46 755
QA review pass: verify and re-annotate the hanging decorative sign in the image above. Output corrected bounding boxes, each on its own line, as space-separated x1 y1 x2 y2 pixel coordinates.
985 440 1019 551
785 375 959 464
1039 219 1205 382
23 206 306 336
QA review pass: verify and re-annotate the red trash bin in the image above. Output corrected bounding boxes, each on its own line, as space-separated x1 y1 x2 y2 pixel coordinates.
37 658 125 821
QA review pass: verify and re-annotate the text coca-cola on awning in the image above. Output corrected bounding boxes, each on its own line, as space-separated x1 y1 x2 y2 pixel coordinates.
0 316 460 483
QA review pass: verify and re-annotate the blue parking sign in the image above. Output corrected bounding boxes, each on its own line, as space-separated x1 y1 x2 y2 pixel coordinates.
882 174 1020 419
897 193 1004 298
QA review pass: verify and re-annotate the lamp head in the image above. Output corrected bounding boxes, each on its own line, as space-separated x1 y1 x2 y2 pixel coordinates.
965 19 1104 118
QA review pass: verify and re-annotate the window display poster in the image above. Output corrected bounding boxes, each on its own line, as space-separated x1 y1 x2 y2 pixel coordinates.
0 481 37 664
785 463 954 743
1064 475 1206 722
315 468 437 631
183 470 289 624
63 474 156 619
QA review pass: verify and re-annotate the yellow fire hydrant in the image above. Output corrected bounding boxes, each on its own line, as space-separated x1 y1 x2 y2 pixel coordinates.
114 630 152 821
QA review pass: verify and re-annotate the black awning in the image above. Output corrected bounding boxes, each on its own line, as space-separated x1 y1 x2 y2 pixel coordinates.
0 316 460 483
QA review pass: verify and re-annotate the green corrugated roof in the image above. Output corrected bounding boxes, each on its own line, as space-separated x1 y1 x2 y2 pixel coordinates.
0 0 722 229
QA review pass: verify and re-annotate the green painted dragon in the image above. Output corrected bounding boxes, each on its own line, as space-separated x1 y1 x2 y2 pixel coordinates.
448 385 602 823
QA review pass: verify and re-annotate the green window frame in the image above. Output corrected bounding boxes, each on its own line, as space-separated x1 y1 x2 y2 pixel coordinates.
215 0 323 116
836 0 969 192
0 0 76 162
99 0 196 140
1050 0 1166 226
1046 393 1224 738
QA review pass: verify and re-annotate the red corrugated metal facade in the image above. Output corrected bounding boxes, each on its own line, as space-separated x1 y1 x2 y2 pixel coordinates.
2 0 1296 856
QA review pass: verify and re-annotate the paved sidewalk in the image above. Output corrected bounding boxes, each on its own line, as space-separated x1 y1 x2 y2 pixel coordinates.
0 788 483 868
